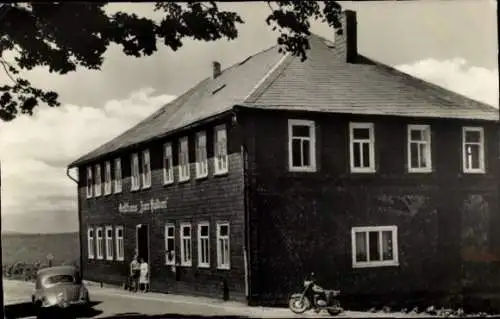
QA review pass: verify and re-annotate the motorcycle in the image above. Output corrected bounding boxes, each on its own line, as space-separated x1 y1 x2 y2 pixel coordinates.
288 273 343 316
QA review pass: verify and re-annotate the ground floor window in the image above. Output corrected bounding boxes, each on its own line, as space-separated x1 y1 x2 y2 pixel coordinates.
180 223 192 266
351 225 399 268
165 224 175 265
197 222 210 268
216 222 230 269
96 227 104 260
105 225 114 260
115 226 124 261
87 227 95 259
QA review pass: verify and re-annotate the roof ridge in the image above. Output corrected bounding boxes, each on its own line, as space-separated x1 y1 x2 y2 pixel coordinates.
360 55 497 111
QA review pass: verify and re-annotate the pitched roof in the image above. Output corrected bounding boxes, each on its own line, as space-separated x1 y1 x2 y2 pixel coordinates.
69 33 498 168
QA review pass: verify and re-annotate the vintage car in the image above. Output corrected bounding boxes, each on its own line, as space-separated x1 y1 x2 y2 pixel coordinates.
31 265 90 313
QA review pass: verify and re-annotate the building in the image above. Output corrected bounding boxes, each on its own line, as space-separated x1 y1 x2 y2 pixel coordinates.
67 10 500 309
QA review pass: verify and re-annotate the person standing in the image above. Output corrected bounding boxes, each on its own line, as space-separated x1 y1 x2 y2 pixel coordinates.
129 255 140 292
139 258 149 293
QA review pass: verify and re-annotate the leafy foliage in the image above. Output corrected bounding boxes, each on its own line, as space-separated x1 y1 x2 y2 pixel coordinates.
0 2 342 121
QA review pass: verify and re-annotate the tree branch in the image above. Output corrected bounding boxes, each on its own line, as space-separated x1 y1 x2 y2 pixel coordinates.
0 58 16 83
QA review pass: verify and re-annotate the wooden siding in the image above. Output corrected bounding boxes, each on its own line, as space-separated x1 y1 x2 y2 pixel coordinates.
77 117 247 301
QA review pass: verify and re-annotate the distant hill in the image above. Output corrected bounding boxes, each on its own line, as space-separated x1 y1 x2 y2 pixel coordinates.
1 232 80 266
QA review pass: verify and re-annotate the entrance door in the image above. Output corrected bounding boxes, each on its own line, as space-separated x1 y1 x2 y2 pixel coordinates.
136 224 150 263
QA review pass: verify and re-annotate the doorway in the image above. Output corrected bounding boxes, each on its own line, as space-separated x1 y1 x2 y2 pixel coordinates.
136 224 150 263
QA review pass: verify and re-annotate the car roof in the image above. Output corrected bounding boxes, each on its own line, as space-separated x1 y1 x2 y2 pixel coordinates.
36 265 77 277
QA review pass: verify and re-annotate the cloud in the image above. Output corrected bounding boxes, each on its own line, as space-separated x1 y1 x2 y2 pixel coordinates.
0 88 176 233
396 58 499 108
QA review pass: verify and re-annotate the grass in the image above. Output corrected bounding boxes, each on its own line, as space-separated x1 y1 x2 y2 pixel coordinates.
1 232 80 266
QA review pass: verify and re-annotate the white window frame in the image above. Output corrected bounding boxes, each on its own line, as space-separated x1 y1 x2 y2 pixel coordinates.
95 227 104 260
178 137 190 182
104 161 112 195
349 122 376 173
288 119 316 172
180 223 192 266
94 164 102 196
87 227 95 259
216 222 230 270
141 149 152 189
462 126 485 174
163 143 174 185
115 226 124 261
351 225 399 268
130 153 140 191
195 131 209 179
86 166 93 198
197 222 210 268
214 124 229 175
114 158 122 193
165 224 176 265
407 124 432 173
105 225 114 261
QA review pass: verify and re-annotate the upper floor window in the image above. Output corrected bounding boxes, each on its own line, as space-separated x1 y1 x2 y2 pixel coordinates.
94 164 102 196
163 143 174 185
351 225 399 268
141 149 151 189
86 166 93 198
178 137 190 182
288 119 316 172
131 153 140 191
349 122 375 173
407 125 432 173
104 161 112 195
196 131 208 178
463 126 485 173
214 124 228 175
114 158 122 193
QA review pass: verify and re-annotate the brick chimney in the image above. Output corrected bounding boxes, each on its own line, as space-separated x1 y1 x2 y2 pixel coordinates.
338 10 358 63
213 61 221 78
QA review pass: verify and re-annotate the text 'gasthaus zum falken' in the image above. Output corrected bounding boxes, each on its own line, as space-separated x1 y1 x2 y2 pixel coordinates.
118 199 167 214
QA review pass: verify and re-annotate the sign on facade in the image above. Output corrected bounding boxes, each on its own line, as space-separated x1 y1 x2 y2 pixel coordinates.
118 198 167 214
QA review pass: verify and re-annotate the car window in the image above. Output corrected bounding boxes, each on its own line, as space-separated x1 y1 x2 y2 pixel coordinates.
43 274 74 286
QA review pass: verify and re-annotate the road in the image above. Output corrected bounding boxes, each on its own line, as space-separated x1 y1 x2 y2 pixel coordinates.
3 279 320 318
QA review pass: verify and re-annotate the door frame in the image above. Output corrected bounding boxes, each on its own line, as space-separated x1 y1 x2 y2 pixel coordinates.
135 223 151 264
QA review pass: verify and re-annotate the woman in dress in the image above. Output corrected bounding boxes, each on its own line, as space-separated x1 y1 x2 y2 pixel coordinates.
139 258 149 293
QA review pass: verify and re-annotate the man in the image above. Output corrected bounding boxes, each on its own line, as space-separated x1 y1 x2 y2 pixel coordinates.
129 255 140 292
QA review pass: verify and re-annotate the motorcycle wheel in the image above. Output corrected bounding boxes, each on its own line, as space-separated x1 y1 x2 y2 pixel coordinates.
326 301 343 316
288 295 310 314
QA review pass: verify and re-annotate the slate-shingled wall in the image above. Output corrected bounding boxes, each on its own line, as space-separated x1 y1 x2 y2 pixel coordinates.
77 116 248 301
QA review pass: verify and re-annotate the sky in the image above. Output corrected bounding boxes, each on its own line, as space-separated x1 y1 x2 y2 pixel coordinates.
0 1 498 234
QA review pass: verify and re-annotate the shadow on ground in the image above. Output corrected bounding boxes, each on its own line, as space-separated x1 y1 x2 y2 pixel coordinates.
99 313 249 319
5 301 103 319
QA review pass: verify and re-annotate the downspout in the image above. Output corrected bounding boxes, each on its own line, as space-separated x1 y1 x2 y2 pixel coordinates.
66 167 83 276
233 107 252 303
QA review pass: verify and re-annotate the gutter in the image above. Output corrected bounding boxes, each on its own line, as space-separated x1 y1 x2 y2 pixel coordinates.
65 167 83 277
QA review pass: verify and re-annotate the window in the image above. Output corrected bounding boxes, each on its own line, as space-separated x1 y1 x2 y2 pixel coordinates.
163 143 174 185
114 158 122 193
131 153 140 190
214 125 228 175
180 223 192 266
178 137 190 182
105 226 114 260
288 119 316 172
86 166 93 198
165 224 175 265
195 132 208 178
94 164 102 196
408 125 432 172
463 127 485 173
216 222 230 269
104 161 112 195
87 227 95 259
349 122 375 173
115 226 124 261
351 226 399 268
95 227 104 260
141 149 151 188
197 223 210 268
